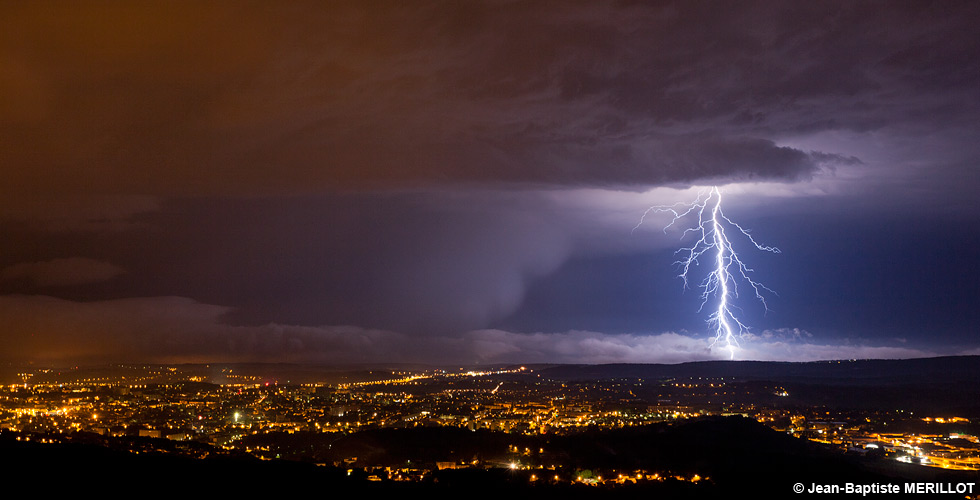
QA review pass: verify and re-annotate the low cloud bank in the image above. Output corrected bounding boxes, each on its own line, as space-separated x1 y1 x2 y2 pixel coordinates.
0 295 952 365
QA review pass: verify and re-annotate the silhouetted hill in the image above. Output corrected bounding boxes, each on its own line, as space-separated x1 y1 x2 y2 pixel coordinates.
537 356 980 384
538 356 980 415
10 417 974 498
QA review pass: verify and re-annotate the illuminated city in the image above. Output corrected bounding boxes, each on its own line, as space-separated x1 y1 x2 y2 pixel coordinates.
3 360 978 495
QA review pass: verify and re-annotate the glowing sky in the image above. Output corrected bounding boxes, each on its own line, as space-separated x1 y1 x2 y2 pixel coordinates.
1 1 978 364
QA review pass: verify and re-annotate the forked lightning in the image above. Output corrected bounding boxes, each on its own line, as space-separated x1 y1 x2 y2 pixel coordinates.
635 186 779 358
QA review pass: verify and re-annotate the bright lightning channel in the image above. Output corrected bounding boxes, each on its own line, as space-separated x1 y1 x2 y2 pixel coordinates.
634 186 779 359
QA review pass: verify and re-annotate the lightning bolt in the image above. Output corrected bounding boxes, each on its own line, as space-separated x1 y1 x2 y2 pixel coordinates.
634 186 779 359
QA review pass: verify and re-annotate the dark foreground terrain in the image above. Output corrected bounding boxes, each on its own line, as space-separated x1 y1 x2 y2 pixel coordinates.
6 416 976 498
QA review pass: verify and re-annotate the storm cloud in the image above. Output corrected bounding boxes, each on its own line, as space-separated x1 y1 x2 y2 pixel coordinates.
5 0 971 208
1 257 124 287
1 1 977 364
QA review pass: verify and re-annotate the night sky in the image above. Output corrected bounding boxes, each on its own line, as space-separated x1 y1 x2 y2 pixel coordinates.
1 1 978 365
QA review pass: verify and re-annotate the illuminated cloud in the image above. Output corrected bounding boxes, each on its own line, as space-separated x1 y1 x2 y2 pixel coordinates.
0 293 947 365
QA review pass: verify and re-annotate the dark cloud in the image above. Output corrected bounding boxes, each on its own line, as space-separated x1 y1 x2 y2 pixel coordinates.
4 0 974 213
0 193 574 335
0 294 408 364
1 257 124 287
0 195 160 231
